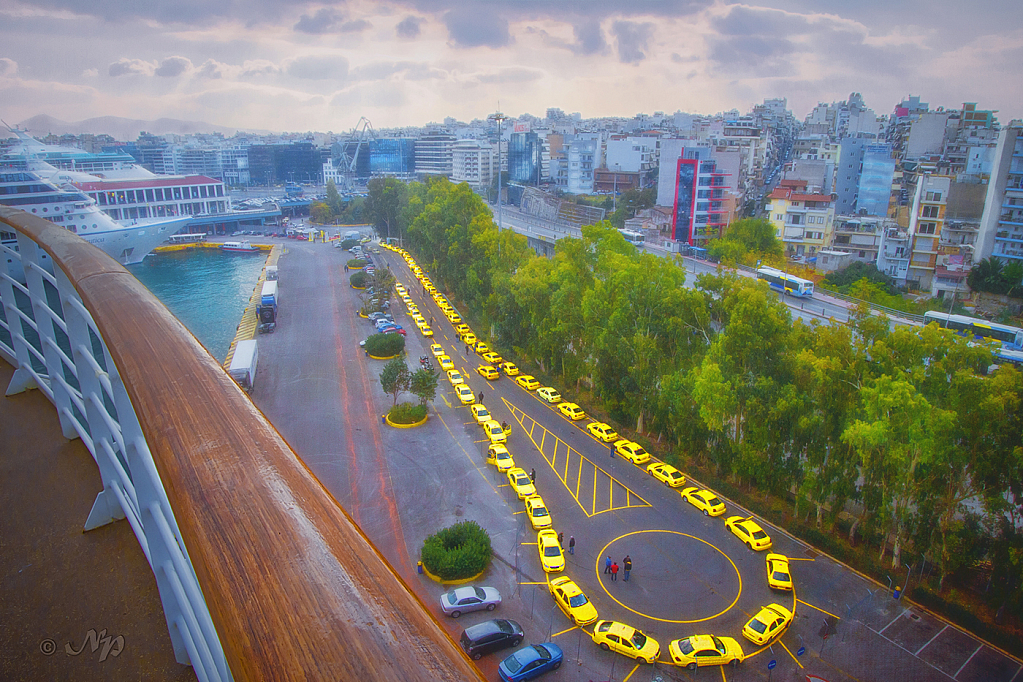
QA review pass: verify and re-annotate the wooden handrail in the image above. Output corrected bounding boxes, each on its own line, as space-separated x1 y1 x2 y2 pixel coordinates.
1 207 482 681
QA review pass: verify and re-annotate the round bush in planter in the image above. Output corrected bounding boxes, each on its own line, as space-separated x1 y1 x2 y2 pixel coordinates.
339 238 360 250
347 258 368 269
388 402 427 425
350 270 369 288
364 333 405 358
421 521 492 581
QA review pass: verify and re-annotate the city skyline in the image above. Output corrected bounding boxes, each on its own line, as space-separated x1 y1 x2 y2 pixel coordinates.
1 0 1021 133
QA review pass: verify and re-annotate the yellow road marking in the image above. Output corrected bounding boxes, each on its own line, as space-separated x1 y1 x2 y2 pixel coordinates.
595 531 743 624
797 599 841 620
779 640 804 669
518 581 547 585
520 542 538 545
503 398 650 517
788 557 816 562
513 510 526 515
720 665 728 681
622 663 642 682
440 394 452 408
575 455 583 499
497 484 511 488
550 626 579 638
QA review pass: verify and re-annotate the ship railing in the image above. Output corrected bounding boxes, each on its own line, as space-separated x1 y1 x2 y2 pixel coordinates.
0 206 481 682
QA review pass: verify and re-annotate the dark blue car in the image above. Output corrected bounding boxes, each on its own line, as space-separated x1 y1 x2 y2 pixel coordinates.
498 642 563 682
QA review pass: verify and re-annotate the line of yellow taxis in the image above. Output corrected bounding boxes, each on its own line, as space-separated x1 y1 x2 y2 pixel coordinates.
385 242 797 672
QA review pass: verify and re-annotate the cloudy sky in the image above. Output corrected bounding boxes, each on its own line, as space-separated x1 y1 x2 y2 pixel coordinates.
1 0 1020 133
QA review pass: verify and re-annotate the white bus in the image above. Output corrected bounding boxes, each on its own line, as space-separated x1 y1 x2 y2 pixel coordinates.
166 232 207 244
618 228 645 245
756 266 815 298
923 311 1023 350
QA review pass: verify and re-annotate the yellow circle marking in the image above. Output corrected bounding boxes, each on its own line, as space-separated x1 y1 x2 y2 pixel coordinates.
595 530 742 624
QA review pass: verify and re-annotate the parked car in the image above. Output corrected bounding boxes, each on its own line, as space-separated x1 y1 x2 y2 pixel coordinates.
440 586 501 617
498 643 563 682
459 619 524 660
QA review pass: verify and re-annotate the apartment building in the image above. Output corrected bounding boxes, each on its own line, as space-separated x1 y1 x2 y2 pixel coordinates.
765 179 836 259
977 121 1023 264
450 139 495 189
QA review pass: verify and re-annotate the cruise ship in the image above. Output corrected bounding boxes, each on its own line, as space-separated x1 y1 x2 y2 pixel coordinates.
0 166 190 268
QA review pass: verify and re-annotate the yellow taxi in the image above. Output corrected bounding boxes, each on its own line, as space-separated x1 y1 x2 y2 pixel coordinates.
430 343 445 357
439 355 454 371
646 462 686 487
470 404 491 426
516 375 540 391
549 576 598 626
446 369 465 386
680 487 727 517
668 635 743 670
741 604 792 646
482 351 503 365
766 553 792 591
462 332 477 346
506 468 536 499
724 516 773 551
591 621 660 664
483 419 507 444
456 385 476 405
420 325 434 338
614 440 650 464
455 324 471 336
537 529 565 573
536 387 561 404
586 422 619 442
557 402 586 421
523 495 552 530
486 444 514 472
499 361 520 376
448 312 462 324
474 341 490 355
477 365 500 380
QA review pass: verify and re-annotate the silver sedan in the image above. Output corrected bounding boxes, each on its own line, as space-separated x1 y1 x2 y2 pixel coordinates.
440 586 502 618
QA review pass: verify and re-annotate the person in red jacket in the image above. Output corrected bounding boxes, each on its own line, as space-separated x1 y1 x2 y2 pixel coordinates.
610 562 619 582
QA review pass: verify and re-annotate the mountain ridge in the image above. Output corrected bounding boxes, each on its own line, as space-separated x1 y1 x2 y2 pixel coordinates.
12 114 271 140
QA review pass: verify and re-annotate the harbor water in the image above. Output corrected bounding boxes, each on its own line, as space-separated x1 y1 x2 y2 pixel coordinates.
128 248 267 363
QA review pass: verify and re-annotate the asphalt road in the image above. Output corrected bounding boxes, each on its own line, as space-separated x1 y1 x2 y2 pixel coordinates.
250 237 1020 682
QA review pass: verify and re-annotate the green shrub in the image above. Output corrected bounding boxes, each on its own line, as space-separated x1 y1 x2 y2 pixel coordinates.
388 402 427 424
364 333 405 357
350 270 369 287
421 521 492 580
340 238 359 250
347 258 368 269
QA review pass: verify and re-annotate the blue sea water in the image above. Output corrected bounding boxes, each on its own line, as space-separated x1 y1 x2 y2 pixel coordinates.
127 248 267 363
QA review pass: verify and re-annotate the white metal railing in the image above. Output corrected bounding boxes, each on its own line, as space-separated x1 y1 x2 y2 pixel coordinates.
0 230 231 682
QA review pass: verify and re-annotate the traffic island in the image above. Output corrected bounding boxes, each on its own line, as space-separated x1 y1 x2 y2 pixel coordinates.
420 521 492 584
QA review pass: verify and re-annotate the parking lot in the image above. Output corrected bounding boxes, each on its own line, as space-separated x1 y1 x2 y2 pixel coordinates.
254 239 1022 682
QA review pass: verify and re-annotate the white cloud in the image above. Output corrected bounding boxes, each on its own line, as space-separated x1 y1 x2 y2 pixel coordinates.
108 58 155 77
0 58 18 77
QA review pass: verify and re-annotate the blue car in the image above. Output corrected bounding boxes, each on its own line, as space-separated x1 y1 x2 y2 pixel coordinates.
498 643 563 682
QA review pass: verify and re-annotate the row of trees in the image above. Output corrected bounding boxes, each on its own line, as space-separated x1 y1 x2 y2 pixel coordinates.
375 176 1023 613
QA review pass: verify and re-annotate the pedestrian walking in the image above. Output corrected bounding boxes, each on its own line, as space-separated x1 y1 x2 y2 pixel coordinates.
529 468 535 483
610 562 619 581
557 532 564 548
568 536 575 554
623 555 632 582
430 316 434 326
478 391 484 403
344 264 349 272
604 556 612 574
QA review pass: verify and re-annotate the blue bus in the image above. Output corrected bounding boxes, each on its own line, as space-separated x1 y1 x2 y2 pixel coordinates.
923 311 1023 350
755 266 814 298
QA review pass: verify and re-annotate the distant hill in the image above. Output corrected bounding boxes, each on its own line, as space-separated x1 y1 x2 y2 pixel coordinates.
13 114 269 141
